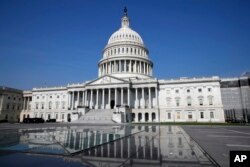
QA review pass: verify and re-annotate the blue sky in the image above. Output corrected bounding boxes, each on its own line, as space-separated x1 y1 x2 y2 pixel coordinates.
0 0 249 90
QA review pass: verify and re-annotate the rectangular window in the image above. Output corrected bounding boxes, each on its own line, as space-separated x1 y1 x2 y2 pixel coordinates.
188 112 192 119
176 99 180 106
177 112 180 119
61 114 64 120
210 112 214 119
200 112 204 119
168 113 171 119
56 114 58 119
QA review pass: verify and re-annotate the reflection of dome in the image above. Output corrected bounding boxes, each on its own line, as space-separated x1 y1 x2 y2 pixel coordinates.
98 7 153 79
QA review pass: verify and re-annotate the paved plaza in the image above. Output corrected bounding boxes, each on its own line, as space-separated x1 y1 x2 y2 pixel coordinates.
0 123 249 167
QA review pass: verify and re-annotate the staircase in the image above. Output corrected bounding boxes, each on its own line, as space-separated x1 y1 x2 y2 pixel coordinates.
74 109 115 124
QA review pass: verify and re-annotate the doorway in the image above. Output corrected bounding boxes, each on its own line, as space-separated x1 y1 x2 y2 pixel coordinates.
67 114 71 122
110 100 115 109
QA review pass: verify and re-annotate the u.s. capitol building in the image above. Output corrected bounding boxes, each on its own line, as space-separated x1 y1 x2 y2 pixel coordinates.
1 8 249 123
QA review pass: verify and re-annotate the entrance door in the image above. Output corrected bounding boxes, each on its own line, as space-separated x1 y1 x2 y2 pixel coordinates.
67 114 71 122
110 100 115 109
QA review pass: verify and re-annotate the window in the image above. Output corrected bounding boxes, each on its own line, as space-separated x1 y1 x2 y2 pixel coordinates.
176 98 180 107
13 97 16 100
42 96 45 99
61 114 64 119
6 104 10 109
36 103 39 109
208 88 212 92
198 97 203 106
200 112 204 119
177 112 180 119
49 101 52 109
55 113 58 119
57 95 59 99
188 112 192 119
168 113 171 119
62 101 65 109
187 89 190 93
56 102 59 109
210 112 214 119
166 98 171 107
50 96 52 99
187 97 192 106
41 103 44 109
41 114 43 118
8 96 10 100
198 88 202 92
175 90 179 93
208 96 213 105
37 96 39 99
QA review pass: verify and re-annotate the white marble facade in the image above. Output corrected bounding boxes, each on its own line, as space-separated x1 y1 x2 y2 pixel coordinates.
20 8 225 123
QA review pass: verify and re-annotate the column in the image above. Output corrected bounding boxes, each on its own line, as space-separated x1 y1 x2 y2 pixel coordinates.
155 87 158 108
108 88 111 109
148 87 151 108
96 89 99 109
85 90 88 106
77 91 80 107
82 91 85 106
121 88 123 105
68 92 71 109
23 97 26 110
142 88 145 108
135 88 138 109
139 61 142 73
102 89 105 109
90 89 93 109
124 60 127 72
127 87 130 107
71 92 74 110
129 60 132 72
144 62 146 74
119 60 121 72
114 88 117 108
105 63 107 74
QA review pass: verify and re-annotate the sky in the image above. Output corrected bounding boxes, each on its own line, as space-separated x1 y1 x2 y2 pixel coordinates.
0 0 249 90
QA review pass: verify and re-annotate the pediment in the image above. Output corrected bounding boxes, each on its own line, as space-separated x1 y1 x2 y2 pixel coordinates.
86 75 129 86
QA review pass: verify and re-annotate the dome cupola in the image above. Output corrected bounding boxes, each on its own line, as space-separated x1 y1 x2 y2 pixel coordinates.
98 7 153 79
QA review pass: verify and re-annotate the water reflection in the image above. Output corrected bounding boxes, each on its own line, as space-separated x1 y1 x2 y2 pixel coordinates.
0 126 214 166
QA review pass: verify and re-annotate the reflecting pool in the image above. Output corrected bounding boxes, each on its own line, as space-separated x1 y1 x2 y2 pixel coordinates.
0 125 216 166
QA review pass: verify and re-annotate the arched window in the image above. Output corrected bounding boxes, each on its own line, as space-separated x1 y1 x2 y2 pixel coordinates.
145 113 149 122
152 113 156 122
138 113 142 122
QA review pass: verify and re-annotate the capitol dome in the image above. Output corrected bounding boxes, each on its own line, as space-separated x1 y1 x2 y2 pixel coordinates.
98 7 153 79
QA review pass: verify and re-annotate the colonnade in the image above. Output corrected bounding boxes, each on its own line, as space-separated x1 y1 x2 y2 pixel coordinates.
68 87 158 110
23 96 31 110
99 60 152 76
